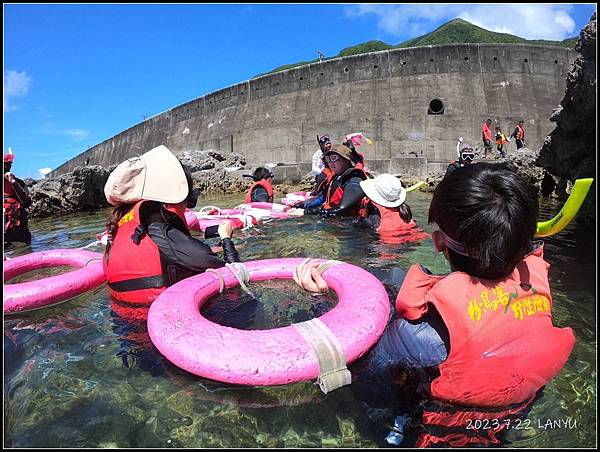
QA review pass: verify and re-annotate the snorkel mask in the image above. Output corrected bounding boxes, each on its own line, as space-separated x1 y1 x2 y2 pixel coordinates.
430 222 476 264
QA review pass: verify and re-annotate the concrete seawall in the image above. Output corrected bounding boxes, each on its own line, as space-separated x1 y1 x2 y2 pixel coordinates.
50 43 576 180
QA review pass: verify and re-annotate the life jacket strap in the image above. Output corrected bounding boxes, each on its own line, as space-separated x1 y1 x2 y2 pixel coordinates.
108 274 170 292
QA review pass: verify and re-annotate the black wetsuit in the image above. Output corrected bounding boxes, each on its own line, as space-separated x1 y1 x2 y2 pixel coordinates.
305 168 366 217
141 203 240 284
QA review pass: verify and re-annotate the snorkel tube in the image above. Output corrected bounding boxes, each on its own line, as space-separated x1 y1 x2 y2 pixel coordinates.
406 181 426 192
535 178 594 237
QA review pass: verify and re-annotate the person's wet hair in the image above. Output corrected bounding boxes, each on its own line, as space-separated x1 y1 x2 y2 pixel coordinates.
252 167 274 182
429 162 538 279
181 164 198 208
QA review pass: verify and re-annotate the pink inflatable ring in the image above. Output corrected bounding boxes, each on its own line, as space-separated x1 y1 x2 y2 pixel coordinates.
148 258 390 386
4 249 106 314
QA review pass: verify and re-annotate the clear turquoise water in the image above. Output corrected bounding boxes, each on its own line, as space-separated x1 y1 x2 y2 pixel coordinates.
3 192 596 448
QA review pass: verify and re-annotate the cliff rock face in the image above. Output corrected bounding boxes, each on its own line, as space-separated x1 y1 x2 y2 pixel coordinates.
537 12 596 228
26 165 112 218
26 151 258 218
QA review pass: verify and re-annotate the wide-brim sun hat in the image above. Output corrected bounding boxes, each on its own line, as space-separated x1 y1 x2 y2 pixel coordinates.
104 145 188 206
360 173 406 208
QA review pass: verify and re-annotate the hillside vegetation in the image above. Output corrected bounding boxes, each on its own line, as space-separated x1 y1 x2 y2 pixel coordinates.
256 18 577 77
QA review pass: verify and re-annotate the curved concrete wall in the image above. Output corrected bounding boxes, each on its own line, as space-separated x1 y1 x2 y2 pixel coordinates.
50 43 576 178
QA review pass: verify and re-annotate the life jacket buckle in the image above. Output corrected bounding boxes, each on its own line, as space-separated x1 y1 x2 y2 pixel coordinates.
130 224 146 245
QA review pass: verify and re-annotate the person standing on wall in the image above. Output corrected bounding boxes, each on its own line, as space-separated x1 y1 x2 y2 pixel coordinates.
510 120 526 149
481 119 493 159
311 134 332 178
3 148 32 245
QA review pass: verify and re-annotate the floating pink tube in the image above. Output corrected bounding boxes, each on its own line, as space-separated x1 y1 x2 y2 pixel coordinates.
281 192 312 206
4 249 106 314
185 209 254 232
246 202 291 212
147 258 390 386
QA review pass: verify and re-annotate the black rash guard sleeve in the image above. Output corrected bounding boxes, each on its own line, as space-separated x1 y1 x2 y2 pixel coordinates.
147 223 229 272
219 237 241 263
314 177 366 218
251 186 270 202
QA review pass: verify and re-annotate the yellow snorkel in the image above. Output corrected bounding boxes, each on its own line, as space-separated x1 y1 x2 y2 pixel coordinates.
406 181 426 192
535 178 594 237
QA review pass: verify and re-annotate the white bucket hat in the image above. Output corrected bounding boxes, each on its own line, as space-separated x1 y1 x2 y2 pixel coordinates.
104 145 188 206
360 174 406 208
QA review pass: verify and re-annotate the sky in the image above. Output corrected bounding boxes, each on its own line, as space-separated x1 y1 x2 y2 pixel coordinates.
4 3 597 179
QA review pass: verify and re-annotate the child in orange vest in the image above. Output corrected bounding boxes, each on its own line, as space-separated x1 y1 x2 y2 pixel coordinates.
295 162 574 410
495 126 508 158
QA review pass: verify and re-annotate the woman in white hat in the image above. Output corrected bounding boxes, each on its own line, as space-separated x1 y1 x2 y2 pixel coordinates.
103 145 241 307
358 173 423 237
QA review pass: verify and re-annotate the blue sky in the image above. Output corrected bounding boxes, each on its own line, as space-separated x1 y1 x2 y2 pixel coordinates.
4 3 597 179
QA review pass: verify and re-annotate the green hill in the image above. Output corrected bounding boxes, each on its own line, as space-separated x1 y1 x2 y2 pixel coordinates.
256 18 577 77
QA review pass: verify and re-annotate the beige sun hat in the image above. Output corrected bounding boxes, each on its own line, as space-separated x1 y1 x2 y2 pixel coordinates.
360 173 406 208
104 145 188 206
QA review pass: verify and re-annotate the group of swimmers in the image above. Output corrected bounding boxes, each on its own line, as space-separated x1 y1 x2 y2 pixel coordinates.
101 142 574 444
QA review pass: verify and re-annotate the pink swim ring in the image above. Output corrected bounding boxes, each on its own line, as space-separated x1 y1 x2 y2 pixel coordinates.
4 249 105 314
147 257 390 386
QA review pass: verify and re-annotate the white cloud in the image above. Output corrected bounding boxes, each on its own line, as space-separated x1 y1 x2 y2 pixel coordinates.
345 4 578 41
65 129 89 141
38 167 52 178
39 124 89 142
4 70 32 112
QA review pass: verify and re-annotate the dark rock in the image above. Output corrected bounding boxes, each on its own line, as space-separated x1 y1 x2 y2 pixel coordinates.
28 165 111 218
537 12 596 229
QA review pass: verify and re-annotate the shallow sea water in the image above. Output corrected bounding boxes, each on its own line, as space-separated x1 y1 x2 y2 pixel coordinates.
3 191 596 448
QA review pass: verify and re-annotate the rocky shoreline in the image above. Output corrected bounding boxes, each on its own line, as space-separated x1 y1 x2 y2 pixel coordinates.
23 146 562 217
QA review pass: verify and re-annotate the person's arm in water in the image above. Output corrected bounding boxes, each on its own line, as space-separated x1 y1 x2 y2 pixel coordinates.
293 192 325 210
147 220 240 272
305 177 365 217
250 185 271 203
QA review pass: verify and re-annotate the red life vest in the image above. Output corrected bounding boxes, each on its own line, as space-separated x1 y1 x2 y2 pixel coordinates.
103 200 190 304
482 123 492 140
3 178 22 230
395 244 575 407
323 167 367 211
322 167 334 184
516 124 525 140
245 179 274 203
354 152 366 171
415 394 537 447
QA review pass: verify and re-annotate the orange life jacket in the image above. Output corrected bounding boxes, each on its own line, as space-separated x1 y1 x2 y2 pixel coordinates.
323 167 367 212
358 200 417 235
3 179 22 230
103 200 191 304
395 244 575 407
495 131 508 145
516 124 525 140
245 179 274 203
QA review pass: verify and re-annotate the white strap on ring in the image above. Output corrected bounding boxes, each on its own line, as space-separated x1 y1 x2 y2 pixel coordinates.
293 259 350 394
293 317 352 394
206 262 255 298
